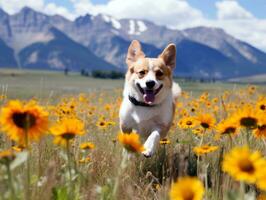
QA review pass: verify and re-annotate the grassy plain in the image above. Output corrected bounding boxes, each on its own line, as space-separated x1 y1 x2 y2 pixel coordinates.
0 68 249 98
0 68 266 200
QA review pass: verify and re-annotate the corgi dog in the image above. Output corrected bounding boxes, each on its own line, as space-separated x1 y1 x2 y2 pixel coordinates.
119 40 181 157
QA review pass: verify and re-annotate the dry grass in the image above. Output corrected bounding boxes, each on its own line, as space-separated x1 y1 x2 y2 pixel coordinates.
0 70 266 200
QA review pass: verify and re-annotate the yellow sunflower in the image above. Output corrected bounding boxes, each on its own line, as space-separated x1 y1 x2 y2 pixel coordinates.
216 118 239 138
78 93 88 103
193 145 218 156
178 116 198 129
107 121 116 126
169 176 204 200
0 100 49 145
253 114 266 138
117 132 145 153
160 138 170 145
248 85 256 94
192 127 205 136
257 194 266 200
0 149 16 164
0 94 7 101
212 97 219 104
96 118 108 130
256 97 266 113
199 92 209 103
233 104 258 129
80 142 95 150
196 113 216 130
79 156 90 164
222 146 266 183
87 110 94 118
12 145 24 152
50 117 85 146
256 172 266 191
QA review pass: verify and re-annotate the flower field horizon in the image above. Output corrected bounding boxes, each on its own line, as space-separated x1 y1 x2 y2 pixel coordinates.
0 70 266 200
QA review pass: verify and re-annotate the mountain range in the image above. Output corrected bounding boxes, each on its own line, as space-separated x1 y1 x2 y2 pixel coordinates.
0 6 266 79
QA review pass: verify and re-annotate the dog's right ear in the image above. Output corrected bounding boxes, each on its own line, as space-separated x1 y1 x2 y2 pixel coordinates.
126 40 145 66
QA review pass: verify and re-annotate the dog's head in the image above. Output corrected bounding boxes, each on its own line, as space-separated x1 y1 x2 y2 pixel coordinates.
125 40 176 105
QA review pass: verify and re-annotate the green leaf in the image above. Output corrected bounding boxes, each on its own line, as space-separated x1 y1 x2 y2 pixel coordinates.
52 186 68 200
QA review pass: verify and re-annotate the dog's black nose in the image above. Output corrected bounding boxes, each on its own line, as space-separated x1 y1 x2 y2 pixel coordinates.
146 80 155 89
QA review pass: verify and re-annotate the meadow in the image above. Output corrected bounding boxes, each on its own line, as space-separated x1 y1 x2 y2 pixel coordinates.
0 69 266 200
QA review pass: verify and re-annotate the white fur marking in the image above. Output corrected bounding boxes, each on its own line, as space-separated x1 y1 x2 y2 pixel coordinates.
148 58 153 70
142 130 160 157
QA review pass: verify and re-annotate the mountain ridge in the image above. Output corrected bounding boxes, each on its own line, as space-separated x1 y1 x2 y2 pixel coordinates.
0 6 265 79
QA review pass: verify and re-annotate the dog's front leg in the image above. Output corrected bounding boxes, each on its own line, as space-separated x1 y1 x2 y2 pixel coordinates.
142 130 160 157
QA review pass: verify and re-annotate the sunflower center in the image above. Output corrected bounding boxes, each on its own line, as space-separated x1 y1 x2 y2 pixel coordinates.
240 117 257 129
258 125 266 131
12 112 36 129
182 190 195 200
202 146 210 151
124 144 138 153
239 159 255 174
201 122 210 129
186 121 193 126
260 105 266 110
61 133 75 140
223 127 236 134
99 122 105 126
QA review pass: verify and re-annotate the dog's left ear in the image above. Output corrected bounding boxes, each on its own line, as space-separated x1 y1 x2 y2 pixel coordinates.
159 43 176 70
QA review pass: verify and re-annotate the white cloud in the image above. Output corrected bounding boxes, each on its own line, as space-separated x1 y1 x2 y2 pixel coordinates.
216 0 254 20
0 0 44 14
71 0 204 29
210 1 266 51
43 3 75 20
0 0 75 20
0 0 266 51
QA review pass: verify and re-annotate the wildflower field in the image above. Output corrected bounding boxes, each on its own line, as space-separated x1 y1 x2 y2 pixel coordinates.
0 70 266 200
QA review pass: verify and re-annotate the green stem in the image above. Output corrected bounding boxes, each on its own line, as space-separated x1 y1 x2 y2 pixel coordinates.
229 135 233 150
66 140 73 200
204 156 209 193
245 128 250 147
113 151 127 198
240 181 245 200
197 135 204 176
199 134 204 146
196 155 200 176
66 140 72 181
6 162 16 200
24 123 31 200
216 146 224 200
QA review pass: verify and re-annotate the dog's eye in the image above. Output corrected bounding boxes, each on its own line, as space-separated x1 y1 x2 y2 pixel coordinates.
138 70 147 78
139 70 146 75
156 70 164 77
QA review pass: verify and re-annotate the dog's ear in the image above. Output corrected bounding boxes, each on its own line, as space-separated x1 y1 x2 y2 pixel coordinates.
126 40 145 66
159 43 176 70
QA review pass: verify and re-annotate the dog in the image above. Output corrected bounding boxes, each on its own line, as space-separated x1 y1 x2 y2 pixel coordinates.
119 40 181 157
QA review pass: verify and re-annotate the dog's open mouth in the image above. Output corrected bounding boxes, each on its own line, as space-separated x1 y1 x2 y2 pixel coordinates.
137 83 163 104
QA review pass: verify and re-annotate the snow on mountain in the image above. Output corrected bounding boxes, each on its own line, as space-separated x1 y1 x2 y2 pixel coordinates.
1 7 266 78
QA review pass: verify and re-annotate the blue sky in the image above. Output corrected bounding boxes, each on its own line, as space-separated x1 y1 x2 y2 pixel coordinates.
0 0 266 50
43 0 266 19
189 0 266 19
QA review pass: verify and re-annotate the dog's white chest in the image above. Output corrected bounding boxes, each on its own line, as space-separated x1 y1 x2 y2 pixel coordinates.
119 96 173 136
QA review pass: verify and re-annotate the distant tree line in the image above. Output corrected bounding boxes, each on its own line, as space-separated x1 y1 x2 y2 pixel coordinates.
79 69 217 81
173 76 218 83
80 69 124 79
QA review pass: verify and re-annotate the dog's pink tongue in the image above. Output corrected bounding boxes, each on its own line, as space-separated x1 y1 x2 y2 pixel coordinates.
144 90 155 104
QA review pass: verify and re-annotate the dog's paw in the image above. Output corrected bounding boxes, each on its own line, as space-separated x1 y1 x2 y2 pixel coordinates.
142 149 153 158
